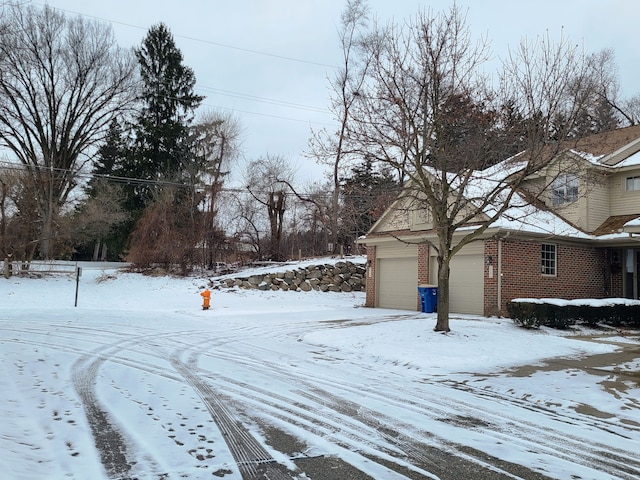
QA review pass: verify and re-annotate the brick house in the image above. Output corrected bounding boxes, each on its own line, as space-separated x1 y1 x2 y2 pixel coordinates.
358 125 640 316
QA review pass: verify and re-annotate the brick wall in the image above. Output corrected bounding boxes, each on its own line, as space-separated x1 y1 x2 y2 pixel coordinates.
365 245 376 307
417 244 430 310
417 244 430 284
497 239 607 314
483 239 500 316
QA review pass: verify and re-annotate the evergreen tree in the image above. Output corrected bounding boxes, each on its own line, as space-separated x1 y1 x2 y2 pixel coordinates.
121 23 206 270
125 23 204 212
341 159 399 245
79 118 132 259
87 119 129 198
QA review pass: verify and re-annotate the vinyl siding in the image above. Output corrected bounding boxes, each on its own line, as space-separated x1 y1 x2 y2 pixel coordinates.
585 179 610 231
610 168 640 216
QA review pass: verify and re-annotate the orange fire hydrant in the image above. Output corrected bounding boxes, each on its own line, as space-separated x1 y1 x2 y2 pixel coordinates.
200 289 211 310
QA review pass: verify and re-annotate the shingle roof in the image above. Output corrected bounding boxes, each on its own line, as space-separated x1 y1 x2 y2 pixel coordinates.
569 124 640 159
592 214 640 236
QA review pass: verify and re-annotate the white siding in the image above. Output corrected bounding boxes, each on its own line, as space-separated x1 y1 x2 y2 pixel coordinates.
610 169 640 216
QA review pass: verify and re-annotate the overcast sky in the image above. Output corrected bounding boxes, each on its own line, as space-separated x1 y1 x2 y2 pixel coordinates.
38 0 640 184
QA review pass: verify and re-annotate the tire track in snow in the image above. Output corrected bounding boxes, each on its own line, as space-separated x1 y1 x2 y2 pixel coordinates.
11 318 640 479
168 354 294 480
72 345 135 479
178 342 522 479
69 331 200 479
183 339 640 480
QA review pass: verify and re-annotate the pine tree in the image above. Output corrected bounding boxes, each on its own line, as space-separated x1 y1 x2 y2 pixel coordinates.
341 159 399 245
87 119 129 198
126 23 204 211
72 118 132 260
121 23 205 270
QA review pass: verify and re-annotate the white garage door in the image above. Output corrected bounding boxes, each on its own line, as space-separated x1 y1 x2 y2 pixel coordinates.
430 244 484 315
377 245 419 310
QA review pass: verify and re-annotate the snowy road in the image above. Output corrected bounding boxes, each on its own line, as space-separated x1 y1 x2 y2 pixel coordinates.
1 269 640 479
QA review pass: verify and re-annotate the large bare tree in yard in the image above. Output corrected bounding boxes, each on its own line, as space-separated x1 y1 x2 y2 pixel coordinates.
192 110 242 268
349 5 593 331
0 3 137 258
308 0 370 254
245 155 294 261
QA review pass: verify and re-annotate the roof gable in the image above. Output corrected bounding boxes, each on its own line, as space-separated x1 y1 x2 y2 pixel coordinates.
569 124 640 166
364 126 640 243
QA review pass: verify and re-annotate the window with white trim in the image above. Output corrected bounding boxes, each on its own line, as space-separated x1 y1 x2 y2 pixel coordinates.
552 174 579 205
541 243 556 276
626 176 640 191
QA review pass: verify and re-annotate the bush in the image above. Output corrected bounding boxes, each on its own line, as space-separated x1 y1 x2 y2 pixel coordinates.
507 300 640 329
506 301 541 328
507 301 575 329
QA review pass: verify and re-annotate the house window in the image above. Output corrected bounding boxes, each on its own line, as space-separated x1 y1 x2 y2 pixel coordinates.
626 176 640 191
541 243 556 276
552 174 579 205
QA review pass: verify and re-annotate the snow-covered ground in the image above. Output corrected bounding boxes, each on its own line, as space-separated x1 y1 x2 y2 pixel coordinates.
1 260 639 479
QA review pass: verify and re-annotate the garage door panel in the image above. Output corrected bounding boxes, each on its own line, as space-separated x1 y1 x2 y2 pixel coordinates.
430 246 484 315
449 254 484 314
377 257 418 310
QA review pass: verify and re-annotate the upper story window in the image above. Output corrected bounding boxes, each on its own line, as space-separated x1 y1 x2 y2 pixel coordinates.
626 176 640 191
552 174 579 206
541 243 557 276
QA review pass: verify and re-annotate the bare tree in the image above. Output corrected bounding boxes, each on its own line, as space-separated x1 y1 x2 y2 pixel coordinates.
0 3 138 258
127 187 204 275
0 167 40 263
0 167 22 258
245 155 294 261
192 110 242 268
350 5 593 331
585 48 640 126
230 191 265 262
307 0 370 253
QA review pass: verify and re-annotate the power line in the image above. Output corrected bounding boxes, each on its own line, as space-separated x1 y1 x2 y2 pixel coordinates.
0 159 402 200
23 2 340 129
197 85 331 114
33 2 337 69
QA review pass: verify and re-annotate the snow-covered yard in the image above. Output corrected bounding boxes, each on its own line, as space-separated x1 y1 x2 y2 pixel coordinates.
1 261 639 479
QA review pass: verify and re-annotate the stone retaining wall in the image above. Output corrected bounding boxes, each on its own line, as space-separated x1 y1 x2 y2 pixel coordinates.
214 260 366 292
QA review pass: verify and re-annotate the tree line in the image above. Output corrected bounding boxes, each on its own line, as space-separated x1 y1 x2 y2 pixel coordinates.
0 1 638 290
0 2 392 271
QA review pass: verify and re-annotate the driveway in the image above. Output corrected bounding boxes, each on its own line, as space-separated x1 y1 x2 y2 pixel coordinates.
2 310 639 480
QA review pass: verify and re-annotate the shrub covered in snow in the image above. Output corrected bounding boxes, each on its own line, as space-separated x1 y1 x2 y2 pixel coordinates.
507 298 640 329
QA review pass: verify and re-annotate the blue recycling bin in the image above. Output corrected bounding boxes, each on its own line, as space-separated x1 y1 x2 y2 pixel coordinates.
418 285 438 313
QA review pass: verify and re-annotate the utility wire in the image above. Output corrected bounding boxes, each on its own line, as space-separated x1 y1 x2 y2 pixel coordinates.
33 2 337 69
0 159 402 199
197 86 331 114
23 3 340 128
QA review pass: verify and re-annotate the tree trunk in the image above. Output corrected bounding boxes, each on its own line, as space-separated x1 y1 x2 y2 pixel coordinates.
434 254 451 332
40 203 54 259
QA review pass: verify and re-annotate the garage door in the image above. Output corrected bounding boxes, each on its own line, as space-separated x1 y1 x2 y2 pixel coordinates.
377 247 418 310
430 244 484 315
